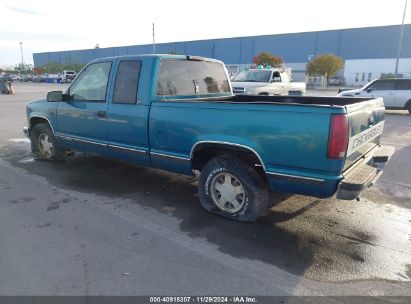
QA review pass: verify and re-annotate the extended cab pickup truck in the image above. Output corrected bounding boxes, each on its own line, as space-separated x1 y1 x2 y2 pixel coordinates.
231 67 306 96
24 55 394 222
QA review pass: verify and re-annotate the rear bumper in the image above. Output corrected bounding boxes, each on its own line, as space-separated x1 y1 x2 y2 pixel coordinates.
336 145 395 200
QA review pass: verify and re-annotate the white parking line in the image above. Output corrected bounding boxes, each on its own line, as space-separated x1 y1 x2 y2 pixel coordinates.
9 138 30 143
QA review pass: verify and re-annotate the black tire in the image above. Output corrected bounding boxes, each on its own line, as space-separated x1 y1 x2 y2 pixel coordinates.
31 123 67 161
407 100 411 114
198 155 269 222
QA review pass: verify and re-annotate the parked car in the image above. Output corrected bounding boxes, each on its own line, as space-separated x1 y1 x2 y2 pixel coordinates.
338 78 411 113
59 70 76 83
23 55 394 222
329 77 345 87
1 74 13 82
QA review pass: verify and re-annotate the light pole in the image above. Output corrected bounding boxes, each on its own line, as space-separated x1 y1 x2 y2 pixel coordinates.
19 42 24 63
395 0 408 76
152 22 156 54
306 54 314 84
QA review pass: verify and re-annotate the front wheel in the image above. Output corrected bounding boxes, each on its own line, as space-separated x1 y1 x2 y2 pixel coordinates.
31 123 67 161
198 155 269 222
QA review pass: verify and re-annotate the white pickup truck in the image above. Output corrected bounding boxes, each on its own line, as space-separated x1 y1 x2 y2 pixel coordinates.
231 67 306 96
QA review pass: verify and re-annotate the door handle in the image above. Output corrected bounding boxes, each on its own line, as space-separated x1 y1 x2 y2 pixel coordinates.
97 111 107 118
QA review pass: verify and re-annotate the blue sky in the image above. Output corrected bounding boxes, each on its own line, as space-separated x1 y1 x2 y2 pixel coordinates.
0 0 409 66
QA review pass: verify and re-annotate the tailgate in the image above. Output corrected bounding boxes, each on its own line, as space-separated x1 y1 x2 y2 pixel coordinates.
344 97 385 170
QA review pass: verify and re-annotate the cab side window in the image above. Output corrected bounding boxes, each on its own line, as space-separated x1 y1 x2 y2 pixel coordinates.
369 80 394 91
394 79 411 90
69 62 112 102
272 71 281 82
113 61 142 104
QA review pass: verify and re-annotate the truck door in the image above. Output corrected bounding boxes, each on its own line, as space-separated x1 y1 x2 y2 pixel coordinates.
106 59 151 166
56 61 113 154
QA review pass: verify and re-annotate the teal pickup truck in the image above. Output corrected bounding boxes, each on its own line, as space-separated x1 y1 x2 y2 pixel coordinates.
24 55 394 222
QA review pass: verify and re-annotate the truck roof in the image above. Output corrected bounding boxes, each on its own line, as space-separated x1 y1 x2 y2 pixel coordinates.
88 54 224 64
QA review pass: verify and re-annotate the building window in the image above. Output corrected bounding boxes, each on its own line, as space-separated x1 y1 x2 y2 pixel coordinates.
361 73 365 82
355 73 359 82
368 73 372 82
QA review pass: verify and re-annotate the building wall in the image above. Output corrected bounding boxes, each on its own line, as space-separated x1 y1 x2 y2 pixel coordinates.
344 58 411 86
33 24 411 83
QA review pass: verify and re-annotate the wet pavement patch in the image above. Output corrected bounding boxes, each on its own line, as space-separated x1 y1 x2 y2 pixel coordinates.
36 223 51 228
1 141 411 283
9 197 35 204
46 201 60 211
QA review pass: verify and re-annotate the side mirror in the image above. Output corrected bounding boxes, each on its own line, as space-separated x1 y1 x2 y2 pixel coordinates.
366 88 372 93
47 91 63 102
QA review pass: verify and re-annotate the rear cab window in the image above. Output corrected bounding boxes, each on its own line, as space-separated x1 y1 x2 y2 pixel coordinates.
156 59 231 100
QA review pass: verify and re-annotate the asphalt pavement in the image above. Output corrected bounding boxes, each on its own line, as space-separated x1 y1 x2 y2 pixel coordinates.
0 83 410 298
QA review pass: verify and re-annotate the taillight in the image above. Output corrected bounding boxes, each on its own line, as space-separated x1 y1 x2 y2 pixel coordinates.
327 114 349 159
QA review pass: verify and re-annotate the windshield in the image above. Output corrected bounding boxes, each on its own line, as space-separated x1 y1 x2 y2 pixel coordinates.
362 80 377 90
232 70 272 83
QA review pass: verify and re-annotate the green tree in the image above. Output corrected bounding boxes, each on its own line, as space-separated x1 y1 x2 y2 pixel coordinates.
253 52 284 68
41 62 85 74
14 63 33 74
307 54 344 85
32 67 44 75
1 66 15 73
41 62 63 74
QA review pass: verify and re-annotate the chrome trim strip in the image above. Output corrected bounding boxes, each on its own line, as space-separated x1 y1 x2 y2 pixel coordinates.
156 95 233 102
109 144 147 155
58 134 107 147
190 141 266 171
150 151 190 161
266 171 325 182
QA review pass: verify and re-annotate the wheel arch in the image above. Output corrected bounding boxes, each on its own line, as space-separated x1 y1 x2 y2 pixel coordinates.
29 116 55 136
190 141 266 173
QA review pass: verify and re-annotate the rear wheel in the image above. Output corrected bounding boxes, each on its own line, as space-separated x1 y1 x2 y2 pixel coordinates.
31 123 67 161
407 100 411 114
198 155 269 222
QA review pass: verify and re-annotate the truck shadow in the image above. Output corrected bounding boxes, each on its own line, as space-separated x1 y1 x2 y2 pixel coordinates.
372 143 411 207
0 144 383 279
